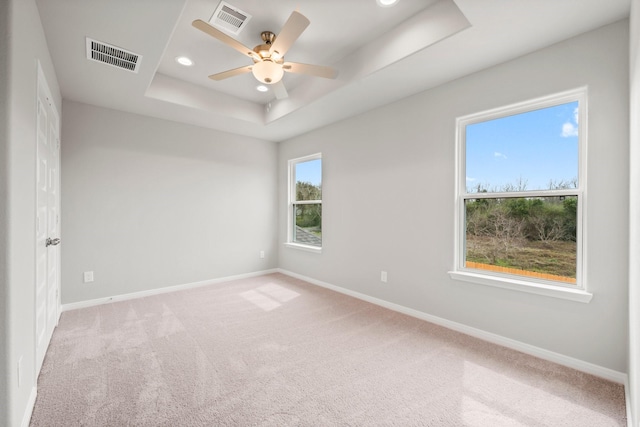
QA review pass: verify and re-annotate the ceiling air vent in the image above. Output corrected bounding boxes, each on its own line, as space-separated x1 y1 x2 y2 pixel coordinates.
86 38 142 73
209 1 252 35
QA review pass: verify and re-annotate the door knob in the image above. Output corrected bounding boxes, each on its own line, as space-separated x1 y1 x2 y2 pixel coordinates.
46 237 60 247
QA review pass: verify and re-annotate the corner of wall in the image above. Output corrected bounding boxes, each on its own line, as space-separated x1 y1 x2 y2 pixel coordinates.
0 0 11 423
629 1 640 425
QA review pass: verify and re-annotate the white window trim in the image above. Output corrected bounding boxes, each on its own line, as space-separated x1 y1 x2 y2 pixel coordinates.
286 153 322 253
284 242 322 253
448 87 592 303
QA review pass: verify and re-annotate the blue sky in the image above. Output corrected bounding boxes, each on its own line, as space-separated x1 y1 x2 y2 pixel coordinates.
466 101 579 192
296 159 322 186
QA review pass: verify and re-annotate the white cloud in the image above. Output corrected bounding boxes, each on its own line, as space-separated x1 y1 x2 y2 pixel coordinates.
561 107 579 137
466 176 476 182
562 122 578 137
494 152 507 159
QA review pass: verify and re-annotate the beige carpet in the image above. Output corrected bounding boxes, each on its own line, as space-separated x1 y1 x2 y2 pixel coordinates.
30 273 626 426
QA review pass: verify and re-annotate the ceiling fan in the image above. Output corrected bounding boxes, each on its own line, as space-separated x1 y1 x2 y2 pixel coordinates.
192 10 337 100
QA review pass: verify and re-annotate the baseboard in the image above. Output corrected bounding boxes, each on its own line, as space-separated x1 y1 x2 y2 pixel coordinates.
278 268 627 385
21 386 37 427
61 269 279 312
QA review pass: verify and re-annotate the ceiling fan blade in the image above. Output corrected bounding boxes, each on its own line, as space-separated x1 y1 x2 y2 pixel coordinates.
283 62 337 79
192 19 259 61
208 65 253 81
271 80 288 100
269 11 310 59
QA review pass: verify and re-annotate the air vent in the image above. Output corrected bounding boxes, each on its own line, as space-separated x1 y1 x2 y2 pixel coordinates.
209 1 252 35
85 38 142 73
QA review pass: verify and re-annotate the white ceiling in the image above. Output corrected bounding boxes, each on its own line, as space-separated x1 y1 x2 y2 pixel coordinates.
36 0 630 142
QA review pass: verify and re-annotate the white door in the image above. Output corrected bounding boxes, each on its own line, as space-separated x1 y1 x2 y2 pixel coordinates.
35 63 61 373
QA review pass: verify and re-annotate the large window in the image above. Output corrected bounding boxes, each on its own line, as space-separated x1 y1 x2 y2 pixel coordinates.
450 88 591 302
287 154 322 251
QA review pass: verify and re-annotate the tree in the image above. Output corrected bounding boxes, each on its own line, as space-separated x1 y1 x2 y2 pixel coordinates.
295 181 322 229
296 181 321 201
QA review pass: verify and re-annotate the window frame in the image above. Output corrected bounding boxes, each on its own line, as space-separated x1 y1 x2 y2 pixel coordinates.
448 87 592 303
285 153 322 253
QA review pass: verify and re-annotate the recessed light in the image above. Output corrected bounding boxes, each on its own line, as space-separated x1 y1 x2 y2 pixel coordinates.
175 56 194 66
256 85 269 92
377 0 398 6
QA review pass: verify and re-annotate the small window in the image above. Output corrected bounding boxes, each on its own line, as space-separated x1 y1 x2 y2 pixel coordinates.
287 154 322 251
450 88 591 302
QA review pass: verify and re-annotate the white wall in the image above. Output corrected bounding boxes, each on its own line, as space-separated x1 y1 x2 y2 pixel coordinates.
3 0 62 425
61 101 278 304
629 0 640 424
279 21 630 372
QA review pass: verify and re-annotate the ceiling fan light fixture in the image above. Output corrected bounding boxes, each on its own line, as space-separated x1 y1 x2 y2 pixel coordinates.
252 60 284 84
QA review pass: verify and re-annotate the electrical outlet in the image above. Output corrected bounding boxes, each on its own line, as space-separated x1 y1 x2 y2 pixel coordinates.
83 271 94 283
381 271 388 283
260 251 265 259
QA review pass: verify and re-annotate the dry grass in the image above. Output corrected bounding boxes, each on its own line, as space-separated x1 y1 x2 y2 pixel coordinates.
466 235 576 278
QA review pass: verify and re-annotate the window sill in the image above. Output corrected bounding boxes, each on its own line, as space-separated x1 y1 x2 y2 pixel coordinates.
448 270 593 303
284 242 322 254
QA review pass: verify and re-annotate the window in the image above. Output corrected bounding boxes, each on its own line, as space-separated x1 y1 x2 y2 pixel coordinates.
287 154 322 252
449 88 592 302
